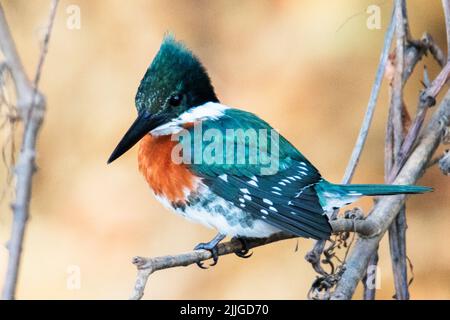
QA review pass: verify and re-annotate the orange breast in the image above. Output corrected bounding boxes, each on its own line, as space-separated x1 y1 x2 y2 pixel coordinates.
138 134 198 203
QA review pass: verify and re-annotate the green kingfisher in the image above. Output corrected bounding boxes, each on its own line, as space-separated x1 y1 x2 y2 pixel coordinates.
108 36 431 268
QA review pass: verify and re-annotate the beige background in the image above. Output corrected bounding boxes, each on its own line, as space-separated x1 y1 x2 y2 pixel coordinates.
0 0 449 299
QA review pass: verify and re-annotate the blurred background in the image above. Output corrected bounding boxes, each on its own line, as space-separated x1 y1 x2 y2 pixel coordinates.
0 0 449 299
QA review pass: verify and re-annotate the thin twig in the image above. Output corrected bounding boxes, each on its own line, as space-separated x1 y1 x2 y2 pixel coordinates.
392 0 406 158
427 152 445 168
0 6 31 112
1 0 59 300
340 7 396 184
442 0 450 61
424 33 446 67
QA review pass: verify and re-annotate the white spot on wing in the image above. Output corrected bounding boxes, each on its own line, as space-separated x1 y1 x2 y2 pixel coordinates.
248 180 258 187
218 174 228 182
240 188 250 194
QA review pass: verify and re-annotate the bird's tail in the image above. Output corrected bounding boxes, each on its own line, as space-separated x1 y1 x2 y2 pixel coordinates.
315 180 432 212
331 183 432 196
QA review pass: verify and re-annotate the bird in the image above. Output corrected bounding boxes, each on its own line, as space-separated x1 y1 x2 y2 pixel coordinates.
108 35 431 268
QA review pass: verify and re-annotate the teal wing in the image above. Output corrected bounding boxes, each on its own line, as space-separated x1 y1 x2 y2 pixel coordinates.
185 109 331 240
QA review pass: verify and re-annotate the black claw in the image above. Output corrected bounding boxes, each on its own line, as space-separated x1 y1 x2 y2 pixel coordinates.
210 255 218 266
193 236 223 269
236 250 253 259
209 245 219 266
233 237 253 259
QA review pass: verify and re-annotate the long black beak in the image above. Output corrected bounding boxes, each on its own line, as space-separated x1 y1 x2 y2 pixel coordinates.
107 112 166 164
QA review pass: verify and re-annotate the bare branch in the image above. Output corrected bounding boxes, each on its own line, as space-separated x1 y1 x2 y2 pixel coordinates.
0 4 32 112
392 0 406 158
387 0 410 301
387 2 450 183
438 149 450 174
362 252 379 300
423 33 446 67
1 0 59 300
363 0 450 300
442 0 450 61
129 219 377 300
331 88 450 300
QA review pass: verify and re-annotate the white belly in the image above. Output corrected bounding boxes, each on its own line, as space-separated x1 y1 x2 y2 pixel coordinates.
154 190 280 238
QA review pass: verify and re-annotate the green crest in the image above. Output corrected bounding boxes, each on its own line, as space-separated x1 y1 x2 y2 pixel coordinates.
135 35 218 117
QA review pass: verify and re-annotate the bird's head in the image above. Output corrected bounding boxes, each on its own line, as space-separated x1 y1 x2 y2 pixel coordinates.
108 35 218 163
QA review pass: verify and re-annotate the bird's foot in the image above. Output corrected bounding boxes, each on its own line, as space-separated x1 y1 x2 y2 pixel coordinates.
193 233 226 269
194 242 219 269
232 237 253 259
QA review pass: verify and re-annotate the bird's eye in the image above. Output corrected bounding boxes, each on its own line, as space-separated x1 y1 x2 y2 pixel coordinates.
168 94 182 107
